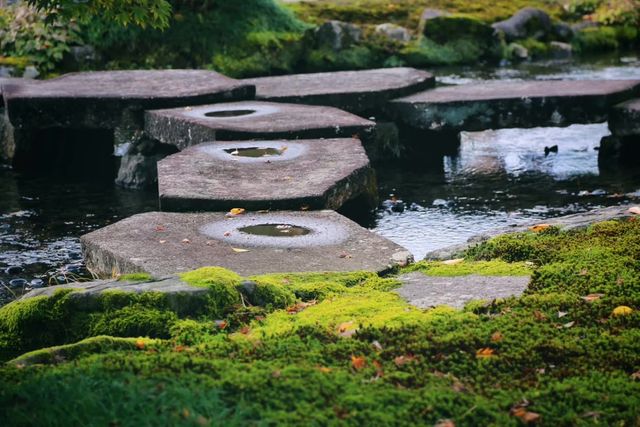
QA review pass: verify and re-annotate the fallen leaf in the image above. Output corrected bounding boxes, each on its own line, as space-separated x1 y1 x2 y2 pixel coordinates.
232 247 250 253
490 332 504 342
563 321 575 328
182 238 190 244
533 310 548 321
511 406 541 423
372 360 384 377
271 370 281 378
135 339 146 350
318 366 332 373
351 355 366 370
435 419 455 427
215 320 228 330
155 225 166 232
371 340 383 351
159 240 167 244
240 326 251 335
476 348 496 359
229 208 246 216
286 300 317 314
300 205 310 211
557 311 568 318
529 223 551 232
394 355 417 366
579 269 589 276
612 305 633 316
223 231 231 237
630 371 640 380
581 293 604 302
628 206 640 215
339 252 352 259
442 258 464 265
173 345 186 352
338 321 355 332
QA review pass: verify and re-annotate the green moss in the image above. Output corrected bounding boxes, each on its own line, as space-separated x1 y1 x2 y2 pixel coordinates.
406 260 532 276
518 38 550 57
89 306 178 338
181 267 242 318
117 272 152 282
244 278 296 310
572 26 619 52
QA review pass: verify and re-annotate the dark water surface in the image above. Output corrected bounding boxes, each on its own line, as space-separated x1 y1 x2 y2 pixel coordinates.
1 55 639 301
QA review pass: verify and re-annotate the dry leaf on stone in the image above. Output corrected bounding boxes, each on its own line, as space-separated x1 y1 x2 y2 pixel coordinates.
231 247 250 253
159 240 167 244
529 223 551 232
628 206 640 215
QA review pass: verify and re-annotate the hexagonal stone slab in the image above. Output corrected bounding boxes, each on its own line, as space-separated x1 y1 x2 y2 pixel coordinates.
157 138 375 211
243 67 434 113
81 210 414 277
387 80 640 133
3 70 255 129
145 101 375 149
609 98 640 137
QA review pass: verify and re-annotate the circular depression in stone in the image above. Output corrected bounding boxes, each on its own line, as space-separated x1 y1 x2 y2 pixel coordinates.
204 109 256 118
197 141 306 163
184 103 280 120
200 214 350 248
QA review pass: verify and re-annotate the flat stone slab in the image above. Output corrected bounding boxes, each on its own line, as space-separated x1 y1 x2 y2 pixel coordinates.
81 210 414 277
609 98 640 137
3 70 255 129
396 272 529 309
158 138 374 211
244 67 434 113
424 205 635 260
387 80 640 132
145 101 375 149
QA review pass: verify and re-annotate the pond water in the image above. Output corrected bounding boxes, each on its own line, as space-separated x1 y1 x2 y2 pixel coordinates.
1 54 639 302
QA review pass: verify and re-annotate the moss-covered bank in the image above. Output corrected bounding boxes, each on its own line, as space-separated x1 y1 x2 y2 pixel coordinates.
0 218 639 425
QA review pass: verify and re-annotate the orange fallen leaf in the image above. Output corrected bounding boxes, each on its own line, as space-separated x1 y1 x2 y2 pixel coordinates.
286 300 317 314
529 223 551 232
215 320 228 329
338 321 357 337
628 206 640 215
612 305 633 316
351 355 366 370
135 339 146 350
490 331 504 342
173 345 186 352
476 348 496 358
240 326 251 335
582 293 604 302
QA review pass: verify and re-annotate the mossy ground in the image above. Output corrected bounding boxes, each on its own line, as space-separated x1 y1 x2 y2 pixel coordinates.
1 218 639 424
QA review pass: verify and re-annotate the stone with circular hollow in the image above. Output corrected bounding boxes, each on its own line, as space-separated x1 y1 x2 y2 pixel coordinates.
3 70 255 129
80 210 414 277
243 67 435 113
157 138 376 211
144 101 375 150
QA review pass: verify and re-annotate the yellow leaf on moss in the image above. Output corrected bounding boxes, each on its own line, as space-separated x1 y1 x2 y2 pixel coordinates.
612 306 633 316
529 224 551 232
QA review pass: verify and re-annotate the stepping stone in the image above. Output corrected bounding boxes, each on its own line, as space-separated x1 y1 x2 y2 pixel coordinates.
81 210 414 277
3 70 255 130
145 101 375 149
244 67 434 113
157 138 375 211
609 98 640 137
396 272 529 309
387 80 640 133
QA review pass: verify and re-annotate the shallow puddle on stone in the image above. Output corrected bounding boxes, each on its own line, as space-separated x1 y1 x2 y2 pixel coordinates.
239 224 311 237
204 109 255 118
224 147 285 158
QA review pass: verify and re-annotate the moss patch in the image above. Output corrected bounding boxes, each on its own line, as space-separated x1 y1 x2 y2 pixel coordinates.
405 260 532 276
117 272 152 282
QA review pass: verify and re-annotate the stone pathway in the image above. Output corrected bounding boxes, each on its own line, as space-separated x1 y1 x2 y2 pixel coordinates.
396 272 530 309
157 138 375 211
144 101 375 149
81 210 413 277
387 79 640 133
244 67 434 113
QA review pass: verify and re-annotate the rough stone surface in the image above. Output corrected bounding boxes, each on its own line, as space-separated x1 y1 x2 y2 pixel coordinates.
549 41 572 59
314 20 362 51
609 98 640 137
396 272 530 309
3 70 255 130
424 205 635 260
387 80 640 133
81 210 414 277
492 7 553 41
244 67 435 113
145 101 375 150
375 23 411 42
157 138 375 211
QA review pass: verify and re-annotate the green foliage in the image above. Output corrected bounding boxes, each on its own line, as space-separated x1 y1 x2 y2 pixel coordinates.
245 278 296 310
519 37 551 57
117 272 153 282
406 260 532 276
27 0 172 29
572 26 620 52
0 5 81 73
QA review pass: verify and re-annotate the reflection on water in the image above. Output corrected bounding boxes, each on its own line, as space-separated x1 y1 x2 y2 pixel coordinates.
372 123 640 259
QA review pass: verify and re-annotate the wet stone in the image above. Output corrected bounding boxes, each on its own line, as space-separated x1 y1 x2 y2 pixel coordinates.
387 80 640 134
609 98 640 137
243 67 434 113
396 272 530 309
80 210 414 277
144 101 375 150
157 138 376 212
3 70 255 130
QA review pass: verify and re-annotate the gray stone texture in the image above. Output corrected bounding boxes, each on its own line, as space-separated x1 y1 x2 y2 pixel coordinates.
375 23 411 42
3 70 255 130
396 272 530 309
492 8 553 41
387 80 640 133
157 138 376 211
609 98 640 137
314 20 362 51
244 67 435 114
145 101 375 150
81 210 414 277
